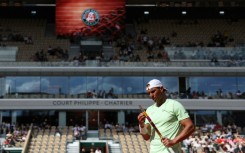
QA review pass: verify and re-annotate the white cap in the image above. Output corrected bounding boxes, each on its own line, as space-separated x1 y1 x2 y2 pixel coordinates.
146 79 167 91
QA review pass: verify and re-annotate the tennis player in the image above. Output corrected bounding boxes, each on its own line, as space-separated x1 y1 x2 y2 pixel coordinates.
137 79 195 153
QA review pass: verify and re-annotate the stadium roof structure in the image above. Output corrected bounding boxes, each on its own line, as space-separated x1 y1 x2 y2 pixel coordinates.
0 0 245 7
126 0 244 7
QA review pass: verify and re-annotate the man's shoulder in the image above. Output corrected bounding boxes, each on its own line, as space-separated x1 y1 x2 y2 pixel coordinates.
166 99 183 107
166 98 180 103
146 103 156 110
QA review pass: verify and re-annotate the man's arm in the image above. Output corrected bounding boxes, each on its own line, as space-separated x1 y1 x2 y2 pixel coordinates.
139 123 151 141
162 118 195 147
138 112 151 141
173 118 195 143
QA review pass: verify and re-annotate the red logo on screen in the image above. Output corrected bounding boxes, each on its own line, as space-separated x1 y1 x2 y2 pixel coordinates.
82 9 100 26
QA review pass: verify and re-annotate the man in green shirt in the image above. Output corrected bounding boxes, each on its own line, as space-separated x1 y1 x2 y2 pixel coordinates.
138 79 195 153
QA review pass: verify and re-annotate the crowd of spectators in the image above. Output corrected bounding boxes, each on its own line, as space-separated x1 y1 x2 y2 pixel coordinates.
101 121 245 153
81 147 103 153
0 121 87 148
169 87 245 100
32 49 48 62
111 19 245 65
0 25 33 45
0 122 29 148
207 30 234 47
2 18 245 67
100 121 139 134
0 119 244 153
72 124 87 140
86 88 245 100
32 45 69 62
98 29 244 66
2 88 244 100
86 88 118 99
108 35 142 63
183 123 245 153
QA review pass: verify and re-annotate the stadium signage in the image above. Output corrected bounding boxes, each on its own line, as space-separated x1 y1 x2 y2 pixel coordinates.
52 100 133 106
0 99 244 110
0 99 151 110
82 9 100 26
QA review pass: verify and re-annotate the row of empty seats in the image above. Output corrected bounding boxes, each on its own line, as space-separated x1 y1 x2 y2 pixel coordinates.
99 128 150 153
135 19 245 46
0 18 70 62
119 132 150 153
27 126 74 153
2 18 245 63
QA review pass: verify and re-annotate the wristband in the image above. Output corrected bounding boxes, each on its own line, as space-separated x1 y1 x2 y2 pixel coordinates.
139 124 148 135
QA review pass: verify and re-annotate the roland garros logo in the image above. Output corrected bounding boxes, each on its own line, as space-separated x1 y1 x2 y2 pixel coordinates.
82 9 100 26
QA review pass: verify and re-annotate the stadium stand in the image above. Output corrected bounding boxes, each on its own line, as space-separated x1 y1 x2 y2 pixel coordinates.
0 0 245 153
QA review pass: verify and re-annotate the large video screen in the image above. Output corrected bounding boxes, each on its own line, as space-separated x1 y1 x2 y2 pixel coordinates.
56 0 125 38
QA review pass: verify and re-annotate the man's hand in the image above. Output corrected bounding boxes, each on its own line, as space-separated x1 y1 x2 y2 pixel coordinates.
138 112 151 141
161 137 176 147
137 112 146 127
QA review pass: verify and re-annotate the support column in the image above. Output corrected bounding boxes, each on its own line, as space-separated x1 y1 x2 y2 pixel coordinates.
59 111 66 126
11 111 17 124
217 111 223 126
0 112 2 125
193 111 197 126
86 111 88 129
117 111 125 125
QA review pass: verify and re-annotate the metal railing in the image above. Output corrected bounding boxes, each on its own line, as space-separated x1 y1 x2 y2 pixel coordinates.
0 60 244 67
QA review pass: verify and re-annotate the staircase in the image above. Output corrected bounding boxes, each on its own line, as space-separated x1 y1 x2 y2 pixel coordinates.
108 141 121 153
67 141 80 153
102 45 115 61
69 45 80 60
86 130 121 153
66 130 122 153
87 130 99 138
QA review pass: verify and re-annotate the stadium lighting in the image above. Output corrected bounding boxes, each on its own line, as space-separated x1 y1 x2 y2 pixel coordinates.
181 11 187 15
219 11 225 15
31 10 37 15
